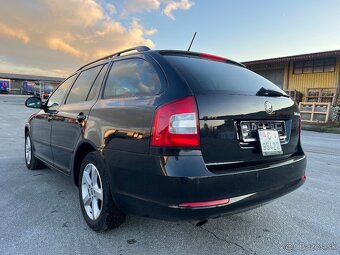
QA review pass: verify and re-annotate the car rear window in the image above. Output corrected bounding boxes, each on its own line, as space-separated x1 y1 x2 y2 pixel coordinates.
164 55 284 95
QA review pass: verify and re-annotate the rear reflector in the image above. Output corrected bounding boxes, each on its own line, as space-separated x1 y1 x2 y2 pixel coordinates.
151 96 199 147
301 175 306 181
179 199 230 208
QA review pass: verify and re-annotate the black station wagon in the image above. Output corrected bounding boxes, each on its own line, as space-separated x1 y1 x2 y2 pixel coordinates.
24 46 306 232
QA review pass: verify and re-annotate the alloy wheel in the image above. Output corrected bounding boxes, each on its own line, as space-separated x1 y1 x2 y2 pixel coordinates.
25 136 32 165
81 163 103 220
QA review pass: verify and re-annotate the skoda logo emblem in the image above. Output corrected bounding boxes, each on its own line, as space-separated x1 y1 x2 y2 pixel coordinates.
264 101 273 114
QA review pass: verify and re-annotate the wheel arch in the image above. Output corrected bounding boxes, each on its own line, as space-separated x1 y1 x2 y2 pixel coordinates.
24 124 30 135
72 140 98 187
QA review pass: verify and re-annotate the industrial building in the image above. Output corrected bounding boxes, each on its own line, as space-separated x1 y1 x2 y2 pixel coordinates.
0 72 64 95
243 50 340 123
243 50 340 105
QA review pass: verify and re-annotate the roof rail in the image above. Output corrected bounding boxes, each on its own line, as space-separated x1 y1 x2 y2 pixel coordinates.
77 46 150 71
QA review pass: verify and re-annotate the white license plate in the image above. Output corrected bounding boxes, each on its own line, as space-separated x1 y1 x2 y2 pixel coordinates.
258 130 283 156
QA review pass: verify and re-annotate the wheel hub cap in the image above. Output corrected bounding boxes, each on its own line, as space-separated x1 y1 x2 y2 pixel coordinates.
81 163 103 220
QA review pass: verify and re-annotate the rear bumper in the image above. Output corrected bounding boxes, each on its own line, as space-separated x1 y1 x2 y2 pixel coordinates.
106 151 306 221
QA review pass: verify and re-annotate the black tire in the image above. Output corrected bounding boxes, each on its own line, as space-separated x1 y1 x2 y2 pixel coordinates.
78 151 126 232
25 133 44 170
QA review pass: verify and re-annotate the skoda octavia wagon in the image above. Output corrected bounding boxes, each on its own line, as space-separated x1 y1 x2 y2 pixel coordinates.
24 46 306 232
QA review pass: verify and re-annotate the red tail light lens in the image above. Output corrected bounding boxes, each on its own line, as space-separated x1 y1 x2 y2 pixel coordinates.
151 96 200 147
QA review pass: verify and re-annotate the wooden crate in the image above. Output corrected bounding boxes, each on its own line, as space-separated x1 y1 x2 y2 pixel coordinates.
306 88 338 106
299 102 331 123
284 89 303 103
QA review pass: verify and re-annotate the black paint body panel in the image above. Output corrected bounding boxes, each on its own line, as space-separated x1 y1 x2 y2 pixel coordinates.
25 50 306 221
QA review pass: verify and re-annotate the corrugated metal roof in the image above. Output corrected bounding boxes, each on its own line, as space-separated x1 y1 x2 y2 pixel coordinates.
0 72 64 82
243 49 340 65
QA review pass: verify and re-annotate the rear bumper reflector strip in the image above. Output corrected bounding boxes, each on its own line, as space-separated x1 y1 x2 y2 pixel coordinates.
174 193 257 209
178 199 230 208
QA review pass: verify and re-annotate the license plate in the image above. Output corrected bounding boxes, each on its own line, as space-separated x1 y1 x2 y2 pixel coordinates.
258 130 283 156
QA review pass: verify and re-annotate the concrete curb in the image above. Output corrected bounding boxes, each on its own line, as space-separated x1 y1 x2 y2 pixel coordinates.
302 124 340 134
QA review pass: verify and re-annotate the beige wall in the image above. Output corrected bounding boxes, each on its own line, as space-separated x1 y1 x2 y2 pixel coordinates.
287 56 340 95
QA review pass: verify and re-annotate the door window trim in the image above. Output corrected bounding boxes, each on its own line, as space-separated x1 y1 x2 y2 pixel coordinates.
85 64 109 101
63 63 108 105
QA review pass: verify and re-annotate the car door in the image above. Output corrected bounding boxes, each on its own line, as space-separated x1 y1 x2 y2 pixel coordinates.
30 76 75 163
90 57 164 152
50 64 108 173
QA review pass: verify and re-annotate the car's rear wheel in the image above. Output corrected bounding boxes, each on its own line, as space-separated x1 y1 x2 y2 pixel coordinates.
25 133 44 170
79 152 126 232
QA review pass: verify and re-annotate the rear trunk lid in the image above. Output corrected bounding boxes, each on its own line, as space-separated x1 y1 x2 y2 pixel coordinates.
164 54 300 170
196 94 299 165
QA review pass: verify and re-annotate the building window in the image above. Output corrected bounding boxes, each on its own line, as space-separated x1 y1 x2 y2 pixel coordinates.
293 58 336 74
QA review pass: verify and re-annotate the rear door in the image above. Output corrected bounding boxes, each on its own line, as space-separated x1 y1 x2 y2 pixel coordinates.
89 57 164 154
50 64 108 173
31 76 75 163
165 55 300 169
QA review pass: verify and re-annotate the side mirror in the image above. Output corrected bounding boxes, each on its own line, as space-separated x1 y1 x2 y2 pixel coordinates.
25 96 42 109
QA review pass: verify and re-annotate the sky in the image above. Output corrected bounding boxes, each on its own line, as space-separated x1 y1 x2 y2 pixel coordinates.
0 0 339 78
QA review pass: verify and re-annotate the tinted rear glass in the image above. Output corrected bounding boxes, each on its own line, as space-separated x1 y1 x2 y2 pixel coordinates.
103 58 161 98
165 55 284 95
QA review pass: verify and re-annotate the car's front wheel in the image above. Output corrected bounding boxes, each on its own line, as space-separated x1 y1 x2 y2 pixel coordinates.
25 133 44 170
79 152 126 232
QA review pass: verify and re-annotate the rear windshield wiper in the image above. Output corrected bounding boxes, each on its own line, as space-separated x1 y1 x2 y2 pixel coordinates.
256 87 290 98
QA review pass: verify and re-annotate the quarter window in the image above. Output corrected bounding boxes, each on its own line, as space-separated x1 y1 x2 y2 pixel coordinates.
293 58 336 74
47 75 76 109
103 59 161 98
66 65 103 104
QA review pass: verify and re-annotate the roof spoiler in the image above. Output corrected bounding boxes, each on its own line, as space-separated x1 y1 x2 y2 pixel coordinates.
158 50 246 68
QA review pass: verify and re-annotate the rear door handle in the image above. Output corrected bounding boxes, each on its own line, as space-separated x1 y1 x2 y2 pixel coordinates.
76 113 86 123
48 115 53 122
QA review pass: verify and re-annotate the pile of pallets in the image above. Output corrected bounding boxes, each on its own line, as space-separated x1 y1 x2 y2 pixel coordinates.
284 89 303 103
306 88 338 106
299 102 331 123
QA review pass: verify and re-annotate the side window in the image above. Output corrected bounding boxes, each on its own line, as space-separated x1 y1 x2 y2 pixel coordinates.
47 75 76 109
103 59 161 98
87 64 108 101
66 65 102 104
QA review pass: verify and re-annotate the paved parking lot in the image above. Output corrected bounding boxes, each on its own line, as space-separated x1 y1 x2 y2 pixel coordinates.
0 94 339 255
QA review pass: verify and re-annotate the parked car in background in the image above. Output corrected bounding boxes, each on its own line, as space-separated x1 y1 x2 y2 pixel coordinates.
0 79 10 93
34 84 55 99
24 46 307 232
23 81 35 95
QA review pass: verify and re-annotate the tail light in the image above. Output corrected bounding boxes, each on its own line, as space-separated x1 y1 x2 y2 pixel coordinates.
151 96 200 147
200 53 226 62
